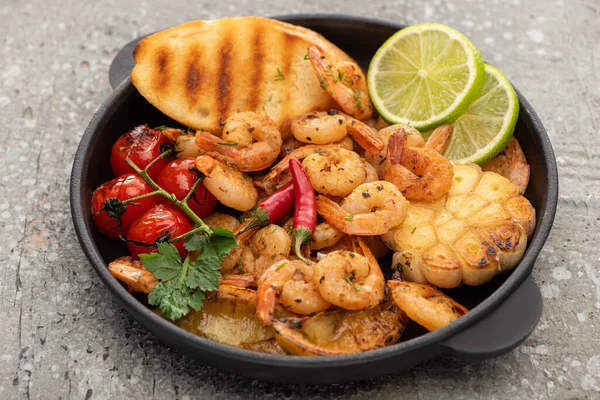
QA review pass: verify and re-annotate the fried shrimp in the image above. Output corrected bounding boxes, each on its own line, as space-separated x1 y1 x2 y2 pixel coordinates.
364 161 379 183
302 147 366 196
316 181 407 236
310 221 345 250
482 136 530 195
248 224 292 277
308 46 374 120
256 260 331 326
290 110 383 152
388 280 469 331
364 124 425 178
314 238 385 310
260 141 354 194
204 212 240 231
195 112 283 172
384 128 454 201
195 155 258 211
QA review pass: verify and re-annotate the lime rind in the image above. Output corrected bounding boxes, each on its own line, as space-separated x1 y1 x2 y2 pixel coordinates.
368 23 485 131
443 64 520 165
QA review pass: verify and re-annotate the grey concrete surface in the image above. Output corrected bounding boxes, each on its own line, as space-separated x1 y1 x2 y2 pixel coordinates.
0 0 598 398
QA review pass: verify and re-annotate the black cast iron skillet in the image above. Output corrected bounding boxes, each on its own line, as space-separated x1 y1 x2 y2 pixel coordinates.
71 15 558 384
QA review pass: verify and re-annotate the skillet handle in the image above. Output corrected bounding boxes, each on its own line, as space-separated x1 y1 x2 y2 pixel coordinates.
109 36 147 90
440 275 542 359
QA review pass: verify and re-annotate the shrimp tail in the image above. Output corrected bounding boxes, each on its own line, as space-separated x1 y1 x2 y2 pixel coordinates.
195 131 240 166
108 257 158 293
219 274 257 288
316 195 371 236
387 129 406 165
504 136 530 195
425 124 453 154
308 46 331 84
384 130 419 192
256 286 277 326
353 237 378 267
345 116 384 152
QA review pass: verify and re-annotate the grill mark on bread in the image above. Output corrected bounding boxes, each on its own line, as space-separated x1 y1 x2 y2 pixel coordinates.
247 26 264 111
153 48 171 91
217 35 233 121
280 32 295 124
185 47 203 106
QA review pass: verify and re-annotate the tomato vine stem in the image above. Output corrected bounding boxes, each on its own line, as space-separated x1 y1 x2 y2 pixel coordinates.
125 154 212 236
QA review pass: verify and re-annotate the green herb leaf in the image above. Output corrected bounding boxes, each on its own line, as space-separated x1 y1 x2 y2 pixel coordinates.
212 226 235 238
345 214 354 221
141 232 236 321
275 261 287 271
411 227 417 234
148 282 201 321
344 273 360 292
139 242 181 281
274 68 285 81
186 251 221 292
383 240 394 251
217 141 238 146
210 233 238 261
303 53 310 60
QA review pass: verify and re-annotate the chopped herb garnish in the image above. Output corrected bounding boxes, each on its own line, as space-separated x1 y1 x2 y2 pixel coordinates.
379 157 387 165
411 227 417 234
344 214 354 221
304 53 310 60
275 261 287 272
344 273 360 292
383 240 394 250
275 68 285 81
269 227 277 235
155 125 170 131
352 88 363 109
218 141 238 146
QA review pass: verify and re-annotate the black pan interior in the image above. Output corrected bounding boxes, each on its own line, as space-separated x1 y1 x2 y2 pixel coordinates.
71 15 557 384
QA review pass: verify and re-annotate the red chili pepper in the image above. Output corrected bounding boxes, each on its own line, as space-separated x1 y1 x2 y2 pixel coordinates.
238 182 295 234
289 158 316 264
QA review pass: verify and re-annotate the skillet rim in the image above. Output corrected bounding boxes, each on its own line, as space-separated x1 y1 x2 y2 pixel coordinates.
70 14 558 368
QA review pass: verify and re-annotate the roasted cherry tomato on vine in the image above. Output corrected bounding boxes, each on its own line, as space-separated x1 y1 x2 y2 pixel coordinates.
110 124 174 179
92 174 158 239
156 158 218 219
126 204 191 259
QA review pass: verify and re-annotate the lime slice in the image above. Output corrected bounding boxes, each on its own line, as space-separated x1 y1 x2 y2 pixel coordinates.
368 23 485 131
441 64 519 164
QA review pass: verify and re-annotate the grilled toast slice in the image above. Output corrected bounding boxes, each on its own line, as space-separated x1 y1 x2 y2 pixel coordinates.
131 17 361 133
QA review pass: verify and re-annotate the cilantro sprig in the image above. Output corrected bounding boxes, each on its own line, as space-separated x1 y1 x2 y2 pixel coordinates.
123 154 238 321
140 228 237 320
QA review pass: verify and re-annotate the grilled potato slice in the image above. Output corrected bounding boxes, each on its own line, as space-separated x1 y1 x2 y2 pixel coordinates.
131 17 361 133
272 299 408 356
171 285 293 351
382 164 535 288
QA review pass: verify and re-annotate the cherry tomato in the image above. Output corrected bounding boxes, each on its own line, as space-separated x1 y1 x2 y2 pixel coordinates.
156 158 218 219
126 204 191 259
92 174 158 239
110 124 174 179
